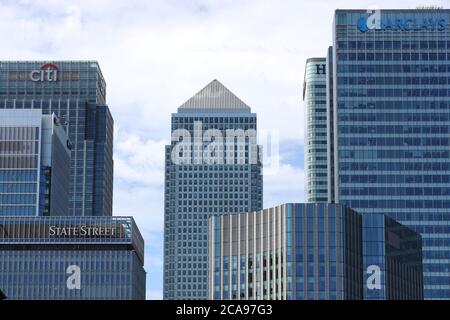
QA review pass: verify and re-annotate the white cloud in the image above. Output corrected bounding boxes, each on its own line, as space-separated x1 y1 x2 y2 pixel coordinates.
264 163 306 208
3 0 443 299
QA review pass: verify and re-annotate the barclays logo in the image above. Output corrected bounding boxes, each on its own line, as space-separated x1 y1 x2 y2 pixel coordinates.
357 17 370 32
357 10 446 32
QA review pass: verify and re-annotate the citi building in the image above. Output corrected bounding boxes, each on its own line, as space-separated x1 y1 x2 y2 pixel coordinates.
0 61 113 217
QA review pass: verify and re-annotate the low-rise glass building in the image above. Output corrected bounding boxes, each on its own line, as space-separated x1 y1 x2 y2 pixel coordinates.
209 203 423 300
0 216 146 300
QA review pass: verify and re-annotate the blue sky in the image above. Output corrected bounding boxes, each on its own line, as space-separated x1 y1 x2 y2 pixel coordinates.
1 0 447 299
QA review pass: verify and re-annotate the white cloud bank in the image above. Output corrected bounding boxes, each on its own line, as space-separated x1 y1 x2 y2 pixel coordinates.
2 0 446 299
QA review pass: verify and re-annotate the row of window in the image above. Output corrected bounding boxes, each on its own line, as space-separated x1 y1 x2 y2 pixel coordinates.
0 183 36 193
177 165 254 171
0 170 37 181
175 206 258 213
337 40 450 50
340 76 450 85
340 161 450 171
340 174 450 183
344 199 450 209
339 112 450 122
0 127 38 141
178 187 249 192
337 51 450 61
0 90 99 96
338 88 450 97
0 194 36 204
340 125 450 134
337 101 450 110
0 141 38 154
339 137 450 147
340 150 449 159
178 173 250 178
0 206 36 215
341 187 450 196
173 117 256 124
337 63 450 73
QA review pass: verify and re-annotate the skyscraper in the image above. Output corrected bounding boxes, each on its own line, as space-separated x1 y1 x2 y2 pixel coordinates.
305 8 450 299
303 58 328 202
0 109 71 216
209 203 423 300
164 80 263 299
0 61 113 217
0 216 146 299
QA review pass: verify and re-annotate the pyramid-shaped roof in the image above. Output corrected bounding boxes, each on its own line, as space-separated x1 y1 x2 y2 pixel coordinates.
178 79 251 112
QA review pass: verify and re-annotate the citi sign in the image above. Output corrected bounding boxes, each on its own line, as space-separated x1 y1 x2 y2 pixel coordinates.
30 63 59 82
357 11 446 32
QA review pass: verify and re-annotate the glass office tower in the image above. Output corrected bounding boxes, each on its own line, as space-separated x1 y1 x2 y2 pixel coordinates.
303 58 328 202
209 203 423 300
363 213 423 300
331 9 450 299
0 109 71 216
0 61 113 216
164 80 263 299
0 216 146 300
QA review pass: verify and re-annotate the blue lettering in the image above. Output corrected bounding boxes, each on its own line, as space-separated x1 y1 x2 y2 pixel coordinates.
438 18 446 31
358 15 446 32
420 18 429 30
404 19 414 31
383 19 392 30
429 18 436 31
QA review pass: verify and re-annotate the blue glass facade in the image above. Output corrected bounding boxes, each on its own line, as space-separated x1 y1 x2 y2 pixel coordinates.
0 110 71 217
209 203 423 300
0 216 145 300
363 213 423 299
0 61 113 217
331 9 450 299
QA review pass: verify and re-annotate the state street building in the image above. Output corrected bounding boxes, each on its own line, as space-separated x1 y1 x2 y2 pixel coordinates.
0 216 146 300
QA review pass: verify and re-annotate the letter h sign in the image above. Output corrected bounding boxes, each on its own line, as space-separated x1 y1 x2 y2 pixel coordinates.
316 64 326 75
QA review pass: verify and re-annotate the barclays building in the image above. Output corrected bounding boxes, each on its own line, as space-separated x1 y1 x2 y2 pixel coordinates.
0 216 146 300
305 8 450 299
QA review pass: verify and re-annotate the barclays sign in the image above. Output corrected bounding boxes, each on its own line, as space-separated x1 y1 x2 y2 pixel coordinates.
357 10 446 32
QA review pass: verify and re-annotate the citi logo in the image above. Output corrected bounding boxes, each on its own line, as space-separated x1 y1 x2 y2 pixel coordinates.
30 63 59 82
